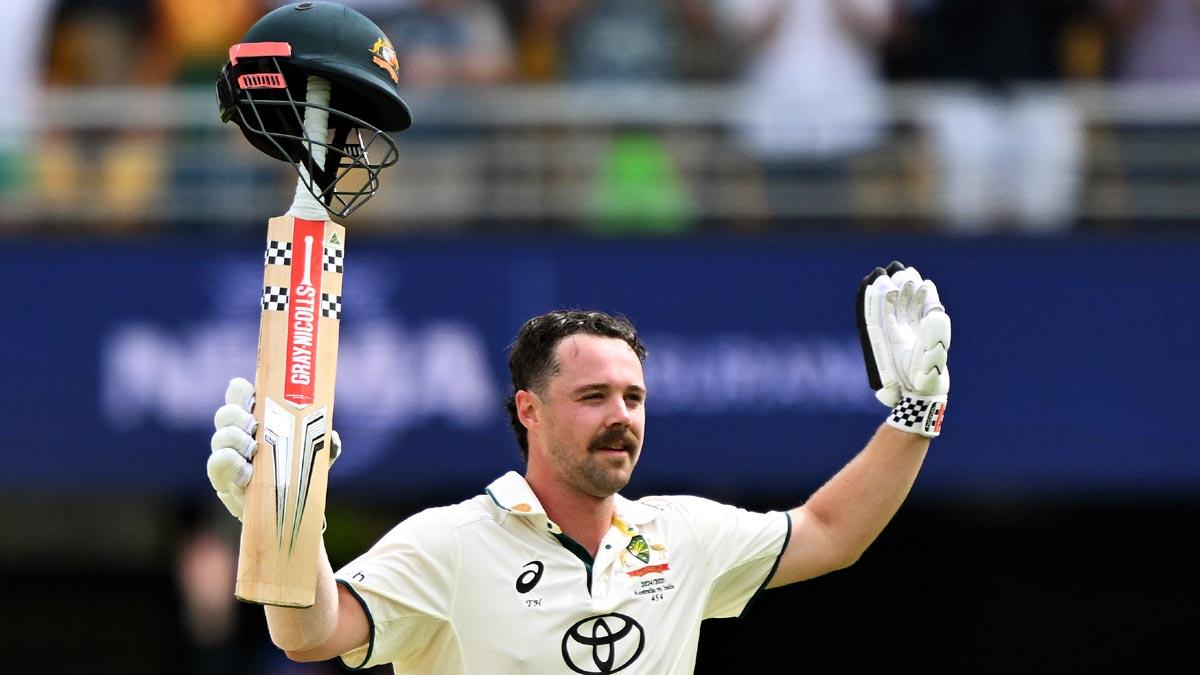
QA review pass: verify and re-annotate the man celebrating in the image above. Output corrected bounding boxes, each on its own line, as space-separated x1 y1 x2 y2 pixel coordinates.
208 261 950 673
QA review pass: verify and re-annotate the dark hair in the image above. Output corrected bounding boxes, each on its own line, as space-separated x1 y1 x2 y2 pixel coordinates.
505 310 647 462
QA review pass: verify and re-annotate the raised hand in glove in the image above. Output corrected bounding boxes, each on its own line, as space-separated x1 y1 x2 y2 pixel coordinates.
856 261 951 438
207 377 341 520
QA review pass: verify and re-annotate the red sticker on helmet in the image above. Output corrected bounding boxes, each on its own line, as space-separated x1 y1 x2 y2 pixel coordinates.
229 41 292 65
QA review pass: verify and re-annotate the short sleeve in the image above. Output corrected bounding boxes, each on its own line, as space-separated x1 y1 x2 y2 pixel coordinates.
666 496 789 619
335 508 459 669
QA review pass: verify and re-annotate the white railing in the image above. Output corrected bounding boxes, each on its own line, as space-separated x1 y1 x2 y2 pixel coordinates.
5 83 1200 230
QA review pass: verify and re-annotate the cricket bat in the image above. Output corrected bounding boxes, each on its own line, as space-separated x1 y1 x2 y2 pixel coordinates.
236 76 342 607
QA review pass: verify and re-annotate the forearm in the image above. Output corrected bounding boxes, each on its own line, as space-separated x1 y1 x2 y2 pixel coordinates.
264 541 340 653
800 424 927 565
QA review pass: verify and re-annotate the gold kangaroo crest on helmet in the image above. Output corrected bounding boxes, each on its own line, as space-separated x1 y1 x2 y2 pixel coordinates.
369 37 399 83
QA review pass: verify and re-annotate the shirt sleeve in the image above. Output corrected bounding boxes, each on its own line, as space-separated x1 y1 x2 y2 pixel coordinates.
666 495 790 619
334 507 459 670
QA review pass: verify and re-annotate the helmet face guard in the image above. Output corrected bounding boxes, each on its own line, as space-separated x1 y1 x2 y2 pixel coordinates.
215 3 413 218
217 46 398 218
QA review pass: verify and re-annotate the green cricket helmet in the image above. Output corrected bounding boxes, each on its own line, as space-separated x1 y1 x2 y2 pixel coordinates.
216 1 413 217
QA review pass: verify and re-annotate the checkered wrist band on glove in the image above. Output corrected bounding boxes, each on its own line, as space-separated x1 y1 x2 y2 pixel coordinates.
887 394 947 438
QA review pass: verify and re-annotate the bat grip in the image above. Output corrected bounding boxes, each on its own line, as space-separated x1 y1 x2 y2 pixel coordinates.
290 75 331 220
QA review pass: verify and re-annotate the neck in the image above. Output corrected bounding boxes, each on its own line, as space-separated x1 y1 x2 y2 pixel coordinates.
525 465 616 558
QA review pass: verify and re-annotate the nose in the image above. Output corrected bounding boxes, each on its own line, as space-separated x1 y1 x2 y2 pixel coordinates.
607 397 632 427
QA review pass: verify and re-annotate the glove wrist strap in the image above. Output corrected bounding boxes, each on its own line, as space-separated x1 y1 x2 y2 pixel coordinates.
887 393 947 438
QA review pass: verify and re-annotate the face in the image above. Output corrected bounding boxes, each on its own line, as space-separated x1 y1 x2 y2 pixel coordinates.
525 334 646 499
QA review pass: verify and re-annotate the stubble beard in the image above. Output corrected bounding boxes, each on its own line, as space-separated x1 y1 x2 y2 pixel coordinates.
554 436 639 498
579 452 634 497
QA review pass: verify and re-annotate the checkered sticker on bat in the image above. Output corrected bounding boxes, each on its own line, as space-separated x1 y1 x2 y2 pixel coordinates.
265 240 292 266
323 245 343 273
320 293 342 319
262 286 289 311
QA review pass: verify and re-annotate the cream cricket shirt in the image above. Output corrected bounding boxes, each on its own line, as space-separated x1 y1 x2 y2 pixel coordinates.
336 471 790 674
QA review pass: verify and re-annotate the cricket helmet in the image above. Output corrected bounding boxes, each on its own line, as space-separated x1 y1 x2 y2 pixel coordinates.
216 1 412 217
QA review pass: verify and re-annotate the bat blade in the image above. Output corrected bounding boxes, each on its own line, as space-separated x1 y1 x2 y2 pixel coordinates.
236 214 345 607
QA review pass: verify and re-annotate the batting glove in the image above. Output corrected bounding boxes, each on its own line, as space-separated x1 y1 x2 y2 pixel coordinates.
856 261 951 438
207 377 341 520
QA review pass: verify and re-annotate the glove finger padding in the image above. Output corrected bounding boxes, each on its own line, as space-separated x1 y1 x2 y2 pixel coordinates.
214 403 256 435
208 446 253 489
329 429 342 467
891 267 923 326
917 279 943 316
909 310 951 396
206 377 258 521
211 426 257 461
207 447 251 520
876 274 911 405
225 376 255 413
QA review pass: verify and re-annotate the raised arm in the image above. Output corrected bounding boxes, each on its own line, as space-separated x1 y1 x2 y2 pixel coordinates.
207 377 369 662
769 424 927 586
265 544 370 662
769 262 950 587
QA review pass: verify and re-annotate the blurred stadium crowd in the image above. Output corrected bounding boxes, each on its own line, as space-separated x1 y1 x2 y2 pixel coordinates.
5 0 1200 234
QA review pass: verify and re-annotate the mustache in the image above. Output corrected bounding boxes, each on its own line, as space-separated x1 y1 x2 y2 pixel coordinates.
588 427 639 452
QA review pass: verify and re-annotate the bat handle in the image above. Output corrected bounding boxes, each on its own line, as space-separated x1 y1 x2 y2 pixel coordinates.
290 75 331 220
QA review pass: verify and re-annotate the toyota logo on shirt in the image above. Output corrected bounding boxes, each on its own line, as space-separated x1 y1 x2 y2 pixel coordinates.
561 612 645 674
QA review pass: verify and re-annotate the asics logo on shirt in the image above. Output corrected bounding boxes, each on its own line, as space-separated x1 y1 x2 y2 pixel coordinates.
515 560 544 594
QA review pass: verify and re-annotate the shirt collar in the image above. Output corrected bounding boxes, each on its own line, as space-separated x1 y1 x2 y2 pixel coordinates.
484 471 664 535
612 492 663 530
485 471 548 516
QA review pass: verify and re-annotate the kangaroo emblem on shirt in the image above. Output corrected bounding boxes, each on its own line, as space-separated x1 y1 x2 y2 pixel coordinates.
620 535 668 574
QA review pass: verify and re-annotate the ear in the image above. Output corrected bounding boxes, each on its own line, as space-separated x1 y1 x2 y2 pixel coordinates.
514 389 541 431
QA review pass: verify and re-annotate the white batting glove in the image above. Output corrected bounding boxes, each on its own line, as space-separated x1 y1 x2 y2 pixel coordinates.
207 377 341 521
856 261 951 438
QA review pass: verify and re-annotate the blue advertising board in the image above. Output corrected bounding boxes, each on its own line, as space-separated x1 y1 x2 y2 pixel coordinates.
1 234 1193 499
